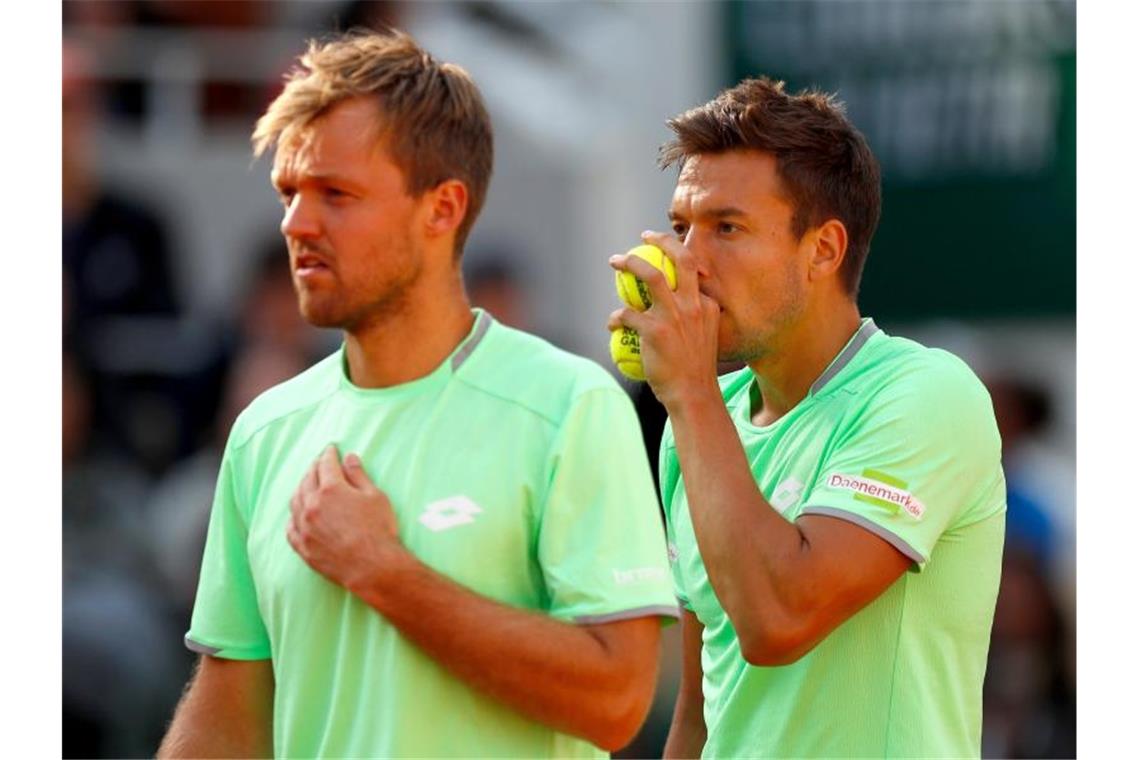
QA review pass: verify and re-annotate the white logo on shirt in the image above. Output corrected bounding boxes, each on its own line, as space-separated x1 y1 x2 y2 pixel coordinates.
770 477 805 514
419 495 483 532
612 566 668 585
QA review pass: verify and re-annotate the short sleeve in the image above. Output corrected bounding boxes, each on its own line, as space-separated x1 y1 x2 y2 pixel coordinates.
185 434 272 659
800 360 1005 570
537 388 680 624
658 423 692 610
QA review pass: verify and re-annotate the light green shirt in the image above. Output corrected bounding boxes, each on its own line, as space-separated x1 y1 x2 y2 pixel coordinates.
188 310 678 758
662 319 1006 758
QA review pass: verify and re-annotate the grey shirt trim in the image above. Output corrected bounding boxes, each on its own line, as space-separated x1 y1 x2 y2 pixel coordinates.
184 635 222 656
451 311 493 371
574 604 681 625
800 505 926 565
809 319 880 396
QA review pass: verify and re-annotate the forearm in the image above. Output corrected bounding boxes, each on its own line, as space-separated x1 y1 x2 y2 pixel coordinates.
663 693 707 759
157 662 274 759
159 705 270 759
668 391 813 650
664 608 707 759
350 548 656 751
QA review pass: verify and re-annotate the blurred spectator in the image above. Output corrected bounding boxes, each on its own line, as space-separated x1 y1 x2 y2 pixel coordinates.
64 38 230 475
63 348 184 759
988 377 1058 561
62 349 151 581
63 39 180 328
986 375 1076 609
982 549 1077 758
982 374 1076 758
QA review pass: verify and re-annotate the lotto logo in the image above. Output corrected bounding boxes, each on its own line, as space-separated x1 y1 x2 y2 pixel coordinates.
770 477 804 513
419 496 483 532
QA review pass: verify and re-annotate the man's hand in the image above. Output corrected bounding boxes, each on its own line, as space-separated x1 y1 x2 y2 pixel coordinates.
608 231 721 409
284 448 664 752
286 445 402 593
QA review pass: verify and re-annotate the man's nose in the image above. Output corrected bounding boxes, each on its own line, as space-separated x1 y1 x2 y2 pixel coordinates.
281 194 320 241
680 230 712 280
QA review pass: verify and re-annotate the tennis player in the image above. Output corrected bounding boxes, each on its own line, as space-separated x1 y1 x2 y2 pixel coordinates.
159 29 677 759
610 77 1006 758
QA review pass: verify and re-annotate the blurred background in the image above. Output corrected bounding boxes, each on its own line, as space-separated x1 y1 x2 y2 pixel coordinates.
61 1 1075 757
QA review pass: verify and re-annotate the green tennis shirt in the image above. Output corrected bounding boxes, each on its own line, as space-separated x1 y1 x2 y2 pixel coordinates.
187 310 678 758
662 319 1006 758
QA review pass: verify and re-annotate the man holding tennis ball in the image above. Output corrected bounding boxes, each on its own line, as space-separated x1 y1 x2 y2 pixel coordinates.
608 77 1005 758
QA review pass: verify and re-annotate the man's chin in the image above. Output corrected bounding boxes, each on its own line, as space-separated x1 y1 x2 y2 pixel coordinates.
298 301 349 330
718 336 768 366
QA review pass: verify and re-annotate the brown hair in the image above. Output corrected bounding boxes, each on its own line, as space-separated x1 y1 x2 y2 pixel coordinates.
660 77 881 297
253 29 494 255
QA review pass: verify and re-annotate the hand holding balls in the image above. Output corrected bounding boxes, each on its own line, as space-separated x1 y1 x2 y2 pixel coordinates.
610 244 677 380
614 244 677 311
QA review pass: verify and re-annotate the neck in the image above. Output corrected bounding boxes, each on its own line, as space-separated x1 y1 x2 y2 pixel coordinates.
343 266 475 388
747 298 862 426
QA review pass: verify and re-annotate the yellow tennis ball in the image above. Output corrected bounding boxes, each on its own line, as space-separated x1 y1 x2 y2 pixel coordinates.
615 244 677 311
610 327 645 381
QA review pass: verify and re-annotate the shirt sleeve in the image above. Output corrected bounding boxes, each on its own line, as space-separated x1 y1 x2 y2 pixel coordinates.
800 359 1005 570
658 423 692 611
537 388 680 624
185 433 272 659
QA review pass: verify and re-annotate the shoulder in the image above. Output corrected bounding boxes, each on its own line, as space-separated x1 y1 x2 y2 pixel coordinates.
862 333 991 410
228 350 342 449
844 332 998 448
455 320 633 428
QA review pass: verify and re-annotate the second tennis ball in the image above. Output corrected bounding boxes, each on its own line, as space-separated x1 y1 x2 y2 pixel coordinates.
615 244 677 311
610 326 645 381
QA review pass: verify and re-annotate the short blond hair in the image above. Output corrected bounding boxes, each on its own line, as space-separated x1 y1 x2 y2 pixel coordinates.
253 29 494 254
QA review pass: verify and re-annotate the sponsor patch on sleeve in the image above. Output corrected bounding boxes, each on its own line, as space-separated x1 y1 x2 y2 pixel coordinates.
825 468 926 519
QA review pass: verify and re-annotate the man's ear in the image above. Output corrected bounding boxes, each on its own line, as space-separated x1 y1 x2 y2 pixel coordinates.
423 179 469 240
805 218 849 283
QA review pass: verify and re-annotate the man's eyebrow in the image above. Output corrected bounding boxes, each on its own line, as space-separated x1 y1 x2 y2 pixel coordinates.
704 206 748 219
307 172 357 185
669 207 749 222
271 171 361 191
